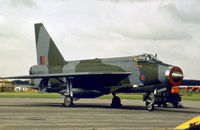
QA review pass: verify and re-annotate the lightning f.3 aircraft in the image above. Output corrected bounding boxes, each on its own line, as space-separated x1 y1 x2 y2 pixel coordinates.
1 23 200 111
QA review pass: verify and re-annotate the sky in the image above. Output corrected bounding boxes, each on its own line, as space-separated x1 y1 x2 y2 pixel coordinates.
0 0 200 79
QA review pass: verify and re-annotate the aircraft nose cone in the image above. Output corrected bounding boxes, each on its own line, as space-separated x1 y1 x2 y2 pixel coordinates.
172 71 184 81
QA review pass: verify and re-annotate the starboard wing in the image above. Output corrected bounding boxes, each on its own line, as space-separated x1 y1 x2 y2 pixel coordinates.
0 72 131 79
0 72 131 89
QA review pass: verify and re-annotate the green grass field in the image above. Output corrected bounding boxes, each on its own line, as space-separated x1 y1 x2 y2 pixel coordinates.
181 93 200 101
0 92 200 101
0 92 61 98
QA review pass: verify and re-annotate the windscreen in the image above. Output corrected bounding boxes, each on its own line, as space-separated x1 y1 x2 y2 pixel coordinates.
134 54 163 63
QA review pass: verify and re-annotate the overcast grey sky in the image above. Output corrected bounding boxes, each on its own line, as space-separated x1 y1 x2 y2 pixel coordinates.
0 0 200 79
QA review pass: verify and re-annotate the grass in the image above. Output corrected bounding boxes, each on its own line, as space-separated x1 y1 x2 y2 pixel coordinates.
181 93 200 101
0 92 200 101
0 92 62 98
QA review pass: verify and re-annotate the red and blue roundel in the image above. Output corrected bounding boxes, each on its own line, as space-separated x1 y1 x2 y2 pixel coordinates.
139 72 147 83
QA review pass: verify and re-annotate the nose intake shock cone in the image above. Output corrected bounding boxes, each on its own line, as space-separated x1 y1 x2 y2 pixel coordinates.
172 71 184 81
169 66 184 86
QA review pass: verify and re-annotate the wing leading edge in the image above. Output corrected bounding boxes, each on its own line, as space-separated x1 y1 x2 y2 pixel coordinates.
0 72 131 79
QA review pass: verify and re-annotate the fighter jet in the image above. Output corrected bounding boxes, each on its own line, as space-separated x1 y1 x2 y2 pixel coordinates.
1 23 200 111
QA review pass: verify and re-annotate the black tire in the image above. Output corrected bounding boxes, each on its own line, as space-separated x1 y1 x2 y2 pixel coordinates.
63 96 73 107
111 96 122 108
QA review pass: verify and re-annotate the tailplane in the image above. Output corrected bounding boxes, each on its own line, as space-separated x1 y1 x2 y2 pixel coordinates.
34 23 65 65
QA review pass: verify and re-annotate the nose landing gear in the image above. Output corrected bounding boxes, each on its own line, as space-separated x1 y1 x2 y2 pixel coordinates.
144 93 155 111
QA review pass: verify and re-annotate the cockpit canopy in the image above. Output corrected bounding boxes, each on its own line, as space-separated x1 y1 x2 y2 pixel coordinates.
134 53 163 63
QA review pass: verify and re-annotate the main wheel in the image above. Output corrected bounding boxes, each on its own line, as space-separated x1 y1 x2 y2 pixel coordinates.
111 96 122 108
63 96 73 107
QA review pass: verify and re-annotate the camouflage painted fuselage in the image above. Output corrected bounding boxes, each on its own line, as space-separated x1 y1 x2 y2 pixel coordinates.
30 55 176 98
28 23 184 98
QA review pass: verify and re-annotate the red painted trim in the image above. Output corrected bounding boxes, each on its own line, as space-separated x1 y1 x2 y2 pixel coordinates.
42 56 45 65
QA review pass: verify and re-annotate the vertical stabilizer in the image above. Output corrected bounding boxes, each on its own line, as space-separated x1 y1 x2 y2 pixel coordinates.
34 23 65 65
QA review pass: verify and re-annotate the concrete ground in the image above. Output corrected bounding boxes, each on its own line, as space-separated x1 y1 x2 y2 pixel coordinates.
0 98 199 130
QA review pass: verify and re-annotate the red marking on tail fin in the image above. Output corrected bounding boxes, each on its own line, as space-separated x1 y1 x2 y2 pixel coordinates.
42 56 45 65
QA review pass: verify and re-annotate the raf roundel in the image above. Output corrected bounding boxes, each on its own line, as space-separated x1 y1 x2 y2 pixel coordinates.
139 72 147 83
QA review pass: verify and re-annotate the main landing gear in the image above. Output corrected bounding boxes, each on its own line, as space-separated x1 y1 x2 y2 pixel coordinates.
145 93 155 111
111 93 122 108
63 78 74 107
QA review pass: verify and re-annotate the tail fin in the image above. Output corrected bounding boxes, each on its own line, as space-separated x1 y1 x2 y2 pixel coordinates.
34 23 65 65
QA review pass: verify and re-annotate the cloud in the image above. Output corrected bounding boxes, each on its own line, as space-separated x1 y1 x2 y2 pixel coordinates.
9 0 37 8
159 1 200 24
0 15 7 24
103 0 148 3
58 0 193 41
111 23 192 40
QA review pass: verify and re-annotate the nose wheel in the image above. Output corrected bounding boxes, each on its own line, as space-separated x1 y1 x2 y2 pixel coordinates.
146 100 154 111
145 93 155 111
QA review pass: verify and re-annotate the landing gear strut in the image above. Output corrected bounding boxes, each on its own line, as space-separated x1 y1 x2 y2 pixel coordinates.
63 78 73 107
111 93 122 108
145 93 155 111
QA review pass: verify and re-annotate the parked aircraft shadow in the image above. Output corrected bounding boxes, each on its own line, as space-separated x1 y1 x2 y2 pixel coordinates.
1 102 199 114
75 104 199 114
24 102 200 114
